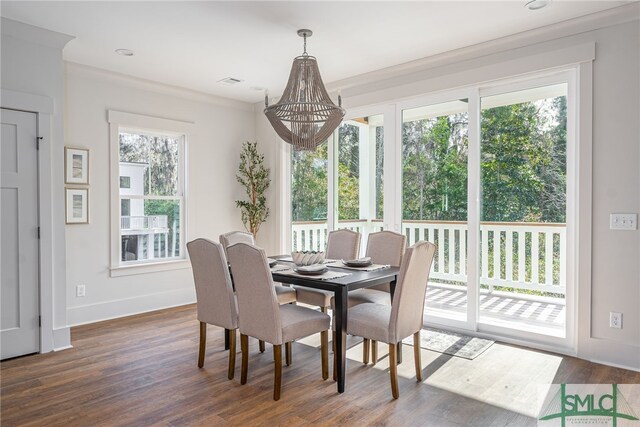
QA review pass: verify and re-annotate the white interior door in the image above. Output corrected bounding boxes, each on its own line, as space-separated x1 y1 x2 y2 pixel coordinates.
1 108 40 360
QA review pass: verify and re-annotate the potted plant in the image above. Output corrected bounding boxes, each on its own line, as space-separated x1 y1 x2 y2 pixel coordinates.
236 141 270 238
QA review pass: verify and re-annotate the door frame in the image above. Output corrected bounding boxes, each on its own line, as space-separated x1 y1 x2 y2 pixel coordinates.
1 89 57 354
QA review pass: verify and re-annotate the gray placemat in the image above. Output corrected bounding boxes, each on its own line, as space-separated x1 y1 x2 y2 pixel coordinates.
275 269 351 281
403 328 494 360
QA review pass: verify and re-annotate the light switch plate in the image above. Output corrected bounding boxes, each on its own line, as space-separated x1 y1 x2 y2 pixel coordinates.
610 214 637 230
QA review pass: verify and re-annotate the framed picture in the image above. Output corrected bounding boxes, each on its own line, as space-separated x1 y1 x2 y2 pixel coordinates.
65 147 89 185
65 188 89 224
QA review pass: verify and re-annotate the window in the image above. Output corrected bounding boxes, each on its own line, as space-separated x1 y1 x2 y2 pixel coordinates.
119 176 131 189
109 111 190 273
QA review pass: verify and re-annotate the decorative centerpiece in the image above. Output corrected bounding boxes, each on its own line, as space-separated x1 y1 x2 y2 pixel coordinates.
291 251 325 266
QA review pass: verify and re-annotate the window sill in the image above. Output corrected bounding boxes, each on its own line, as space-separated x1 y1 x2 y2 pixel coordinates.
110 259 191 278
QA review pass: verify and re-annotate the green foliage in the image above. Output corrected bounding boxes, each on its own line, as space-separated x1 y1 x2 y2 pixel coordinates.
236 141 270 237
291 143 328 221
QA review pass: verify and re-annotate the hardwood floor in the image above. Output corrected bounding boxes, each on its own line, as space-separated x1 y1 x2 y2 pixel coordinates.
2 305 639 426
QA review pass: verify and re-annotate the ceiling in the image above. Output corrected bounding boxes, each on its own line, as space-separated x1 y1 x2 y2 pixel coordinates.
0 1 629 103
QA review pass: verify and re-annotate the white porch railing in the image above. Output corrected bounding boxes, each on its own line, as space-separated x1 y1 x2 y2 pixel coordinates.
121 215 168 230
292 220 566 296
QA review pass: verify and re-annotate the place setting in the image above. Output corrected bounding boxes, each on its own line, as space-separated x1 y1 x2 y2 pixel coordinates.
327 256 391 272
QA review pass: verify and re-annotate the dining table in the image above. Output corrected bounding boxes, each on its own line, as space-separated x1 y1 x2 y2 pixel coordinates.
269 256 400 394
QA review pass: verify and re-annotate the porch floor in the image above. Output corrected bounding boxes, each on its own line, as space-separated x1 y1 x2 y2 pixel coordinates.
425 283 566 337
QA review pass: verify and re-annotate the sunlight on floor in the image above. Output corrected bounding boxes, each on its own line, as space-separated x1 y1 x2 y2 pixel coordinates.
297 333 563 418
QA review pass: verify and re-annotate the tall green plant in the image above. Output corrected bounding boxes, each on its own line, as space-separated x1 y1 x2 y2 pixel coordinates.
236 141 270 238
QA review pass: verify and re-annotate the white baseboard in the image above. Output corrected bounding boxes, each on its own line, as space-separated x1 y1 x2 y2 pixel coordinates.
67 287 196 327
52 327 71 351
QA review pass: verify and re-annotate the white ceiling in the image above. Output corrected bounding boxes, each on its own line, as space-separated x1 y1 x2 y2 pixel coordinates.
0 1 629 103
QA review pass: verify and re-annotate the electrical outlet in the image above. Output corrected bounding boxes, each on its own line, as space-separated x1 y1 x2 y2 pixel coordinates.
76 285 86 297
609 312 622 329
610 214 637 230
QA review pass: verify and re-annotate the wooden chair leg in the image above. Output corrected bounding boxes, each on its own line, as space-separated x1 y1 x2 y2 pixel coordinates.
363 338 370 365
371 340 378 365
397 342 403 364
240 334 249 385
259 340 265 353
413 331 422 381
228 329 236 380
285 342 292 366
273 344 282 401
320 306 327 314
321 331 328 380
198 322 206 368
389 343 399 399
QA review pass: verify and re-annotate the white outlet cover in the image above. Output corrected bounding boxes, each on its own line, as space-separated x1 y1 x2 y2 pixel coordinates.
610 213 637 230
609 312 622 329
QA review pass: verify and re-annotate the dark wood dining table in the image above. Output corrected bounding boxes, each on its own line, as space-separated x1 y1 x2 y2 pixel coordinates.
270 257 400 394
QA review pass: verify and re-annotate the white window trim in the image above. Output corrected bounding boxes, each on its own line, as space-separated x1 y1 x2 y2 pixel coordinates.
108 110 193 277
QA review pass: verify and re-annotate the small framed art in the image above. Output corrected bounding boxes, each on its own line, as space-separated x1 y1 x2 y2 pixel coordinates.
65 188 89 224
65 147 89 185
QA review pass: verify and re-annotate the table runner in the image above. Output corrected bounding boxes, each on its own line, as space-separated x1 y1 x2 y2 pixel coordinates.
326 261 390 272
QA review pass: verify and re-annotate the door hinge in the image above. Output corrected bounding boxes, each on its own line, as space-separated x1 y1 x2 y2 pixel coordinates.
36 136 43 150
37 227 41 239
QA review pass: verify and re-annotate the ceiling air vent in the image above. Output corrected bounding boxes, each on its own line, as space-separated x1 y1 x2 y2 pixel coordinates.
217 77 244 85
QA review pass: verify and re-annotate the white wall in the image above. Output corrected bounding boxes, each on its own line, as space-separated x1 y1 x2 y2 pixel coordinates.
255 10 640 370
1 18 73 351
65 63 255 325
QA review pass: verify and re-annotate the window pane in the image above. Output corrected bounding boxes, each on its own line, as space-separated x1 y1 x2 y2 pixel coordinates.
401 100 468 322
337 114 384 242
291 141 328 252
121 199 181 262
480 83 567 337
119 132 180 196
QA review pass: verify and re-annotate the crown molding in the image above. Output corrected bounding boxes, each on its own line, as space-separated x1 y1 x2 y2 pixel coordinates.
65 62 254 112
324 3 638 95
1 17 74 50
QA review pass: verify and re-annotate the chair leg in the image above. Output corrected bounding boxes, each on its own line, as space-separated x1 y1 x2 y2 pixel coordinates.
228 329 236 380
389 343 399 399
397 342 403 364
413 331 422 382
363 338 370 365
321 330 328 380
198 322 206 368
273 344 282 401
285 342 292 366
371 340 378 365
259 340 265 353
240 334 249 385
320 306 327 314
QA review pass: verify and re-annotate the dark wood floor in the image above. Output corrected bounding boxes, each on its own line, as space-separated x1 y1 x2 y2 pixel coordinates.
2 305 638 426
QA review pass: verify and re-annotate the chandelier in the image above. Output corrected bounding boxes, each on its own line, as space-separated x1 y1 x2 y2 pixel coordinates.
264 29 345 151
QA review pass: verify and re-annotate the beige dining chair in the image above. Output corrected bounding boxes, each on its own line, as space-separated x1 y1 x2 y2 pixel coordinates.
346 240 436 399
220 231 297 304
294 228 361 312
227 242 330 401
330 230 406 365
186 238 238 380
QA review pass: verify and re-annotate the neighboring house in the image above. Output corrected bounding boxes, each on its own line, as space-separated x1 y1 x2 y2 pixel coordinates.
119 162 169 261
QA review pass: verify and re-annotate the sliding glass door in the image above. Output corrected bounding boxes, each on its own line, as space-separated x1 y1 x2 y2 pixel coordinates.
401 100 469 323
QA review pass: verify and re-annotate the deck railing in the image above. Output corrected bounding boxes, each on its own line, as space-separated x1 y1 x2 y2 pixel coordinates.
292 220 566 296
121 215 168 231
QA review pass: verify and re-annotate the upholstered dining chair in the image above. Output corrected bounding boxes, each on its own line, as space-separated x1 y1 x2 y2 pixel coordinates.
331 230 406 365
186 238 238 380
294 228 361 312
346 240 436 399
227 242 330 401
220 231 297 305
220 231 298 356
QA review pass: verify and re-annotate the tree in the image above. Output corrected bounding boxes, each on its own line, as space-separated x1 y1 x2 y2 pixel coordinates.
236 141 270 238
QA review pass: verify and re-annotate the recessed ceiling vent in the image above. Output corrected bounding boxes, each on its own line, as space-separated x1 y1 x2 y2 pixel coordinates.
217 77 244 85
